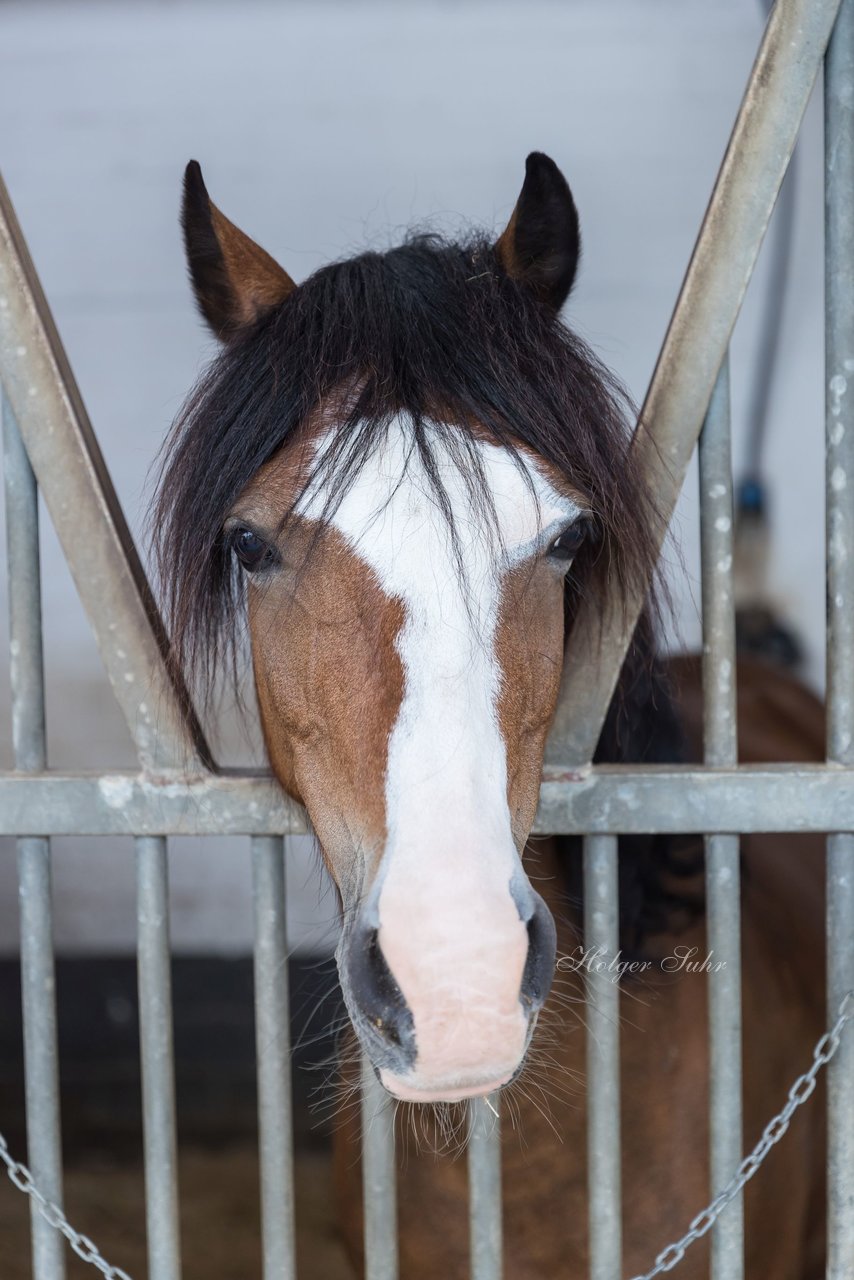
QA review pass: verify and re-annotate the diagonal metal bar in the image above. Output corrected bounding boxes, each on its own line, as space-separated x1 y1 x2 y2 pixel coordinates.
0 172 210 773
547 0 842 767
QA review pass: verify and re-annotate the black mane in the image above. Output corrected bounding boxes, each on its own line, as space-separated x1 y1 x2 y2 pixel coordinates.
153 228 697 948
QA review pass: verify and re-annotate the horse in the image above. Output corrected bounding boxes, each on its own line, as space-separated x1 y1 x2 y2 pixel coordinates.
153 153 826 1278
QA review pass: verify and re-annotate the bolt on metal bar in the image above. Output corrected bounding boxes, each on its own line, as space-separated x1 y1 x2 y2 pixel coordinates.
584 834 621 1280
360 1054 398 1280
825 0 854 1273
251 836 296 1280
468 1094 502 1280
547 0 842 768
0 173 209 773
136 836 182 1280
3 390 65 1280
698 355 744 1280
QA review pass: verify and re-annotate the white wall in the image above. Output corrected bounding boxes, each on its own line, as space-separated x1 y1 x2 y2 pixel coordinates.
0 0 825 954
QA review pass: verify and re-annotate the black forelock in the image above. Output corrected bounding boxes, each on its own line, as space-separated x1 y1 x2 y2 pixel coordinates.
152 230 660 699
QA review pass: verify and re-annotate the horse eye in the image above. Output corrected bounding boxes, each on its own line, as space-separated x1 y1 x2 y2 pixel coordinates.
548 521 587 562
231 526 276 573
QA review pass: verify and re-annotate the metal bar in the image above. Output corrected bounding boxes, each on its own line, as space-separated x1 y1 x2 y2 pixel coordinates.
360 1053 398 1280
825 833 854 1280
745 0 799 484
547 0 842 767
468 1094 502 1280
136 836 182 1280
3 391 45 772
698 355 744 1280
3 391 65 1280
0 173 209 772
251 836 296 1280
16 838 64 1280
700 356 737 770
825 0 854 1271
584 834 621 1280
6 765 854 837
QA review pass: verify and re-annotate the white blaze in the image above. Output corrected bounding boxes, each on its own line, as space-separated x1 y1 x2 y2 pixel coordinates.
302 417 579 1100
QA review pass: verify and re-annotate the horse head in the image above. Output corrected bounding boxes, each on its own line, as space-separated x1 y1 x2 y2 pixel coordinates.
155 154 655 1102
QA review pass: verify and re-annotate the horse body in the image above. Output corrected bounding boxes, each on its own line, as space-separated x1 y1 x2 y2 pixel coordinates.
155 153 826 1277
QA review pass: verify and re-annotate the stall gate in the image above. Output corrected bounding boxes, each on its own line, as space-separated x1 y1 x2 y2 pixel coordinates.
1 1 853 1278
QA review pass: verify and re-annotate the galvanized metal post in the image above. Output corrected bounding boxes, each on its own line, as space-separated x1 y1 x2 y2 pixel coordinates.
548 0 843 768
251 836 297 1280
136 836 182 1280
360 1054 398 1280
468 1094 502 1280
584 834 621 1280
3 389 65 1280
0 173 209 772
3 765 854 836
825 0 854 1272
698 354 744 1280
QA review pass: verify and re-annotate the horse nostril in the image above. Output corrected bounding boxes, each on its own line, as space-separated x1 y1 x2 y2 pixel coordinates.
345 924 415 1068
366 932 403 1046
520 895 557 1010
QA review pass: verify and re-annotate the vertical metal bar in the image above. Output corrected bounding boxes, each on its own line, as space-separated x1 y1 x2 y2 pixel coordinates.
3 390 65 1280
468 1094 502 1280
251 836 296 1280
698 354 744 1280
825 843 854 1277
136 836 181 1280
3 393 45 772
825 2 854 1272
584 834 621 1280
16 837 63 1280
360 1053 398 1280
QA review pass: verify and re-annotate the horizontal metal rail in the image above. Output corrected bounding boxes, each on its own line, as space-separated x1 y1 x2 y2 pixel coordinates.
0 765 852 836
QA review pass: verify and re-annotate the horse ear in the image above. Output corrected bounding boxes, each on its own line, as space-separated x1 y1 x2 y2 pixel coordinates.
181 160 296 339
495 152 580 312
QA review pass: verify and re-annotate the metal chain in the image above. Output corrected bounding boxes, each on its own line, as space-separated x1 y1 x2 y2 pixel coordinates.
1 992 851 1280
628 990 854 1280
0 1133 133 1280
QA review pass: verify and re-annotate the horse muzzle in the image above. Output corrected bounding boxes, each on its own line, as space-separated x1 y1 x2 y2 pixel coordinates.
339 878 556 1103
